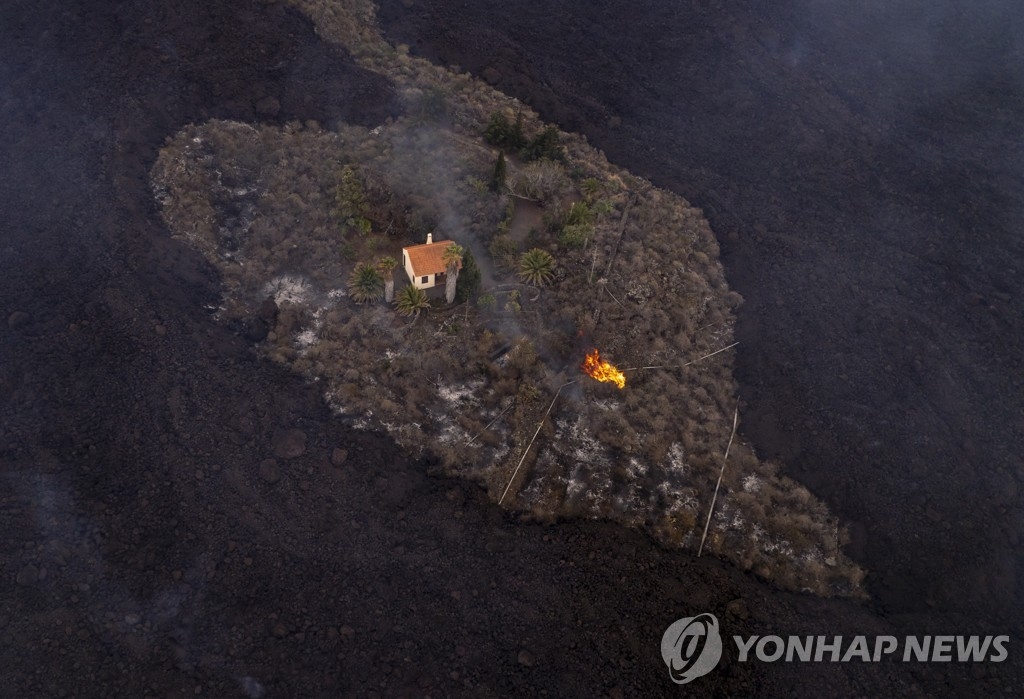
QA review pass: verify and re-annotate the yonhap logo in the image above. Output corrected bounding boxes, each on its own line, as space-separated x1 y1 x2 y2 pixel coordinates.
660 613 723 684
659 612 1010 685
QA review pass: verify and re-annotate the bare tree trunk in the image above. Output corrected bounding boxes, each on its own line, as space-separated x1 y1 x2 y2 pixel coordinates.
445 270 458 304
384 279 394 303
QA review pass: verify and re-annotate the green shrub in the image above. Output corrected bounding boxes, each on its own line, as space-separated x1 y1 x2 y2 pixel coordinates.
521 125 563 162
490 152 507 192
558 223 593 249
483 110 526 150
455 248 482 302
565 201 594 226
334 165 372 235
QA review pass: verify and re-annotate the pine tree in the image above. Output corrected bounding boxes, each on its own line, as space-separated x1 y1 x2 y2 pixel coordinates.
455 248 481 303
490 152 507 192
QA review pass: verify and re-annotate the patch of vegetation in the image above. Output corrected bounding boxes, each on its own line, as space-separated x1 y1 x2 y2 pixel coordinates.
348 262 384 303
334 165 373 236
483 110 526 151
490 152 507 192
455 247 482 303
150 0 865 598
395 284 430 316
518 248 556 286
521 124 564 162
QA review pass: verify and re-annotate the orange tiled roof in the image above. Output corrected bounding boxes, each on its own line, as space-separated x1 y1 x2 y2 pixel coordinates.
403 240 459 276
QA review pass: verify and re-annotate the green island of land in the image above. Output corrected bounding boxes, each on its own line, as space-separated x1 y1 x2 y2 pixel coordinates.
149 0 865 597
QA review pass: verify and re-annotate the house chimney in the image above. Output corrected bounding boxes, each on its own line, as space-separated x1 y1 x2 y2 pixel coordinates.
426 232 433 244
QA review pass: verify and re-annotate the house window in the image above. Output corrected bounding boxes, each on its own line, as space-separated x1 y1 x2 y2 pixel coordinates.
421 276 429 284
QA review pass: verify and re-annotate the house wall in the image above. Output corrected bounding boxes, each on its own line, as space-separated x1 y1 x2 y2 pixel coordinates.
403 250 437 290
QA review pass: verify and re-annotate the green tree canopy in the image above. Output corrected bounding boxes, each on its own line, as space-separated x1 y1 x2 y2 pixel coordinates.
394 284 430 317
521 125 563 162
347 262 384 303
518 248 556 287
334 165 372 235
483 110 526 151
490 152 507 192
455 248 482 303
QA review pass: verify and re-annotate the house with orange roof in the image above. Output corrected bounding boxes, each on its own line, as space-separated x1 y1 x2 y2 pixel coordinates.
401 233 457 290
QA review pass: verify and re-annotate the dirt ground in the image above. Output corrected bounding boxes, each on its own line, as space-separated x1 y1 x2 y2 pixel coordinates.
1 0 1021 696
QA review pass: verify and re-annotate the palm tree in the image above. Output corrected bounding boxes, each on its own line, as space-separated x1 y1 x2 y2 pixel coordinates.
442 243 464 305
376 255 397 303
518 248 556 287
347 262 384 303
580 177 603 202
394 284 430 317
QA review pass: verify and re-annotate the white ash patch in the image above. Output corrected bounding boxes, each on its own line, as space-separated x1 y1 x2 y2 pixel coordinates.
489 442 510 464
294 307 325 351
742 474 762 493
611 482 644 519
437 380 484 408
713 501 743 532
437 421 472 446
519 471 564 510
350 414 373 430
626 457 648 478
751 522 767 542
565 471 587 502
666 443 687 475
660 482 699 514
588 398 619 412
324 389 373 429
799 546 826 566
265 275 315 305
581 475 611 510
760 537 795 557
295 328 317 349
327 288 347 301
554 415 613 469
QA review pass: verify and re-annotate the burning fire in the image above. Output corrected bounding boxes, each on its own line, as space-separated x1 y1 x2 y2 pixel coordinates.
581 348 626 389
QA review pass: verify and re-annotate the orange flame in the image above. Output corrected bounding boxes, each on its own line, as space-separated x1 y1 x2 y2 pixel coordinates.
581 349 626 389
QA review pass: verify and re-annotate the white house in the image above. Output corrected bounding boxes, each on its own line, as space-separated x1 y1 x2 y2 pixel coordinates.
401 233 457 290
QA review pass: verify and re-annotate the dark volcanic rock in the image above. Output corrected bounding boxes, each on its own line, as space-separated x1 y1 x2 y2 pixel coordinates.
258 296 279 323
7 311 30 329
15 563 39 586
1 0 1019 696
254 95 281 118
240 316 269 342
271 428 306 459
258 458 281 484
376 0 1024 647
